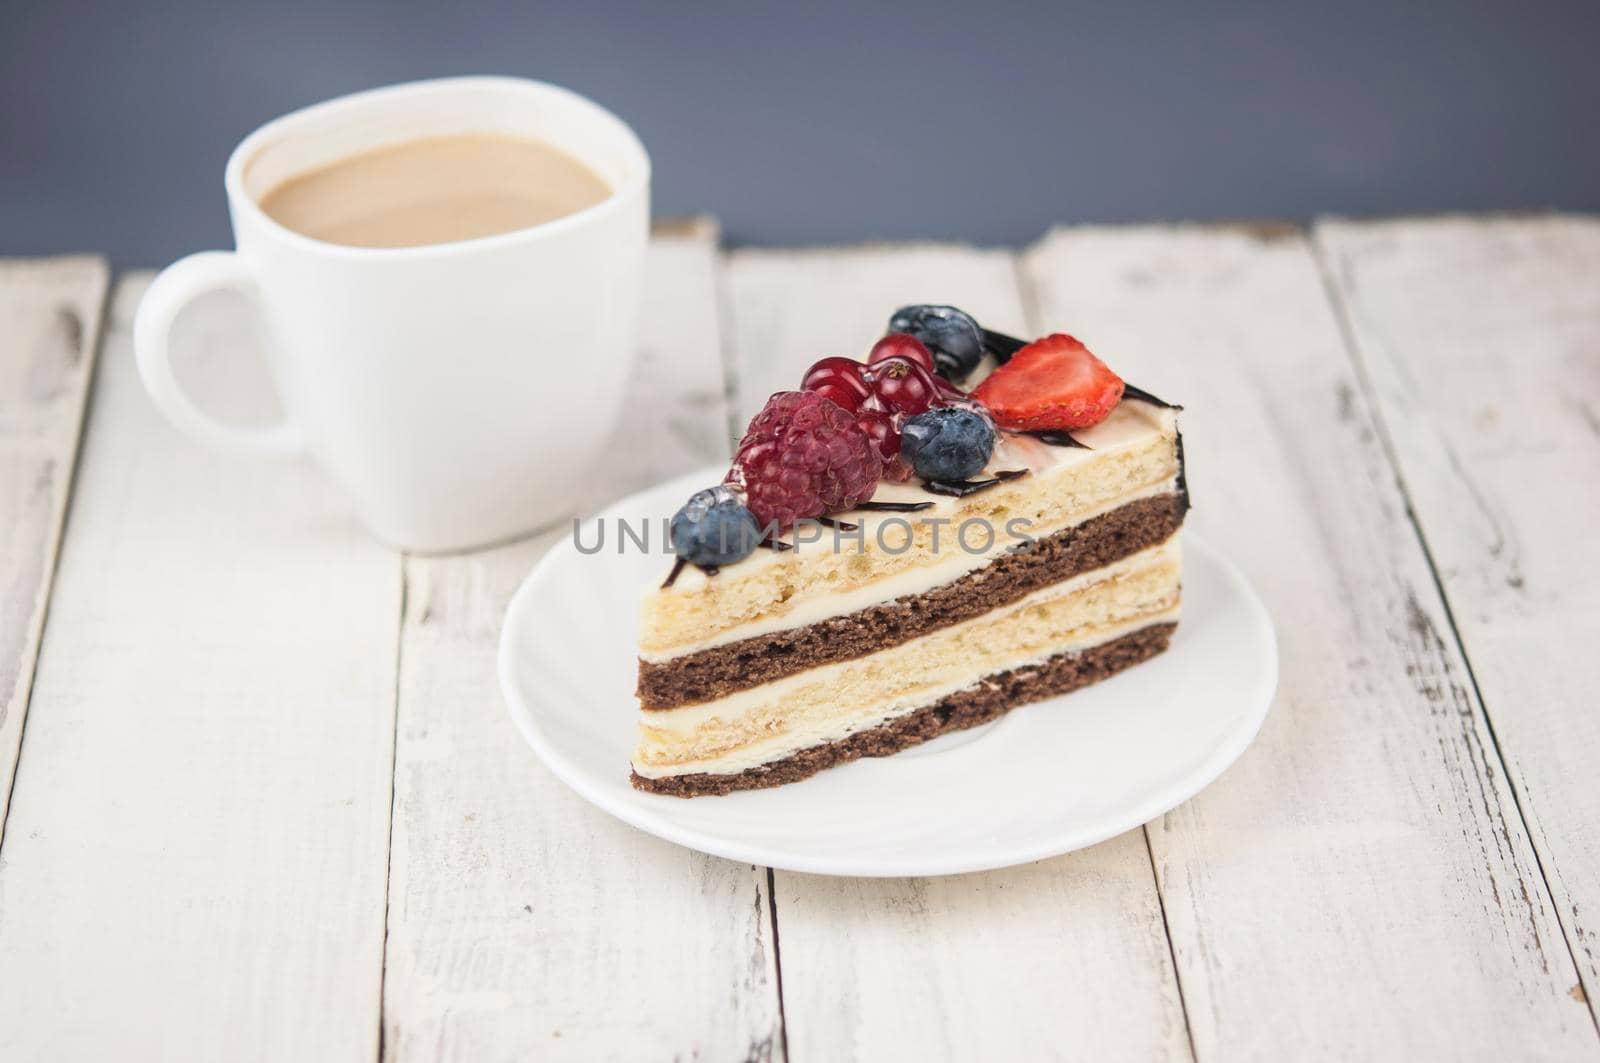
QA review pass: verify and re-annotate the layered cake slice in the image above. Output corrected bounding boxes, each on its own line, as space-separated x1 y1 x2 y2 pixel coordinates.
633 305 1185 796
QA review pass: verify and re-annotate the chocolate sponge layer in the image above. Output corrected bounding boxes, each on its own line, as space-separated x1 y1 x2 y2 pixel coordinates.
631 621 1176 797
637 492 1184 709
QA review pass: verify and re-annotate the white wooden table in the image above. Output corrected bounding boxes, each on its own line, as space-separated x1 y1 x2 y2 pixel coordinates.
1 215 1596 1061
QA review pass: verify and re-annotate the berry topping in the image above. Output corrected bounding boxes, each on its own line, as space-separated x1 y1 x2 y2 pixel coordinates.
932 373 968 403
670 486 761 568
900 407 997 483
855 406 900 465
862 355 940 417
800 356 871 412
729 391 879 531
970 333 1124 431
867 332 935 374
888 305 984 380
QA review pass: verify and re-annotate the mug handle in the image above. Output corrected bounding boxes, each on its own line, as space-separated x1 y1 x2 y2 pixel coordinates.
134 251 302 455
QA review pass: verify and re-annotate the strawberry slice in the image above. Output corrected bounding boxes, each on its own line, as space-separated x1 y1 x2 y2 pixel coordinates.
970 333 1124 430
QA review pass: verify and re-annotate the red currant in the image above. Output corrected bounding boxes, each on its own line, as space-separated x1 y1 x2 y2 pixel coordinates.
856 405 900 466
867 332 935 374
863 355 939 417
800 356 871 412
933 374 967 402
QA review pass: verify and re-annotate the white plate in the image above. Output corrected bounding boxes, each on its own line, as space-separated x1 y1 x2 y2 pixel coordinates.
499 467 1277 877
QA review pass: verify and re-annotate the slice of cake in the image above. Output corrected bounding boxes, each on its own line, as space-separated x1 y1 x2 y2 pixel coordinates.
633 305 1185 796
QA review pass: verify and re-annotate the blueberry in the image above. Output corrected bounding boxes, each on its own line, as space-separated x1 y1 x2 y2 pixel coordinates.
900 407 996 482
671 486 761 567
888 305 984 380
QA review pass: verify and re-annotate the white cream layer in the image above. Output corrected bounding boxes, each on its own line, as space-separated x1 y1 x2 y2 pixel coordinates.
633 538 1180 779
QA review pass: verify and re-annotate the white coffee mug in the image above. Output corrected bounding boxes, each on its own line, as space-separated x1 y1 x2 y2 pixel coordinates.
134 77 650 552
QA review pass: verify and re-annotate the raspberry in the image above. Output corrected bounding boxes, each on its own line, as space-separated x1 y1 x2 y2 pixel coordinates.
728 391 879 530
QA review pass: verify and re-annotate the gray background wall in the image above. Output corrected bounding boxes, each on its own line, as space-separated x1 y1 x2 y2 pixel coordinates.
4 0 1595 267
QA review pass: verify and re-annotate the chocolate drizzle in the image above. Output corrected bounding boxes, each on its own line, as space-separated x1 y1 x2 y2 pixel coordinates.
1030 430 1092 449
854 499 936 513
1122 382 1183 410
922 468 1029 498
662 537 790 588
982 329 1028 362
814 516 859 531
1174 428 1191 517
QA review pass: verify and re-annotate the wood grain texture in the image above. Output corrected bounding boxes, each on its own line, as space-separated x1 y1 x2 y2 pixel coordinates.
3 215 1595 1060
0 278 402 1062
1023 225 1598 1059
0 256 107 835
381 224 785 1062
1317 214 1600 1027
726 244 1194 1062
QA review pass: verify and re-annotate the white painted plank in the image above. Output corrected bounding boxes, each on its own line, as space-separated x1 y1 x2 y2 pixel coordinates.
382 222 784 1062
773 832 1192 1062
726 244 1193 1062
1023 225 1597 1059
0 277 401 1062
0 256 107 833
1317 214 1600 1024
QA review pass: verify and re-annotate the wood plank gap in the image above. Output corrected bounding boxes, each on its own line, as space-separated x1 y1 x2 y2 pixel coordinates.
765 866 791 1063
0 274 403 1060
1021 243 1198 1061
0 285 107 832
376 559 409 1063
1141 824 1200 1063
1309 228 1600 1041
0 257 110 852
